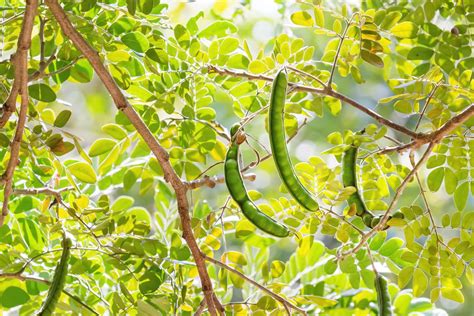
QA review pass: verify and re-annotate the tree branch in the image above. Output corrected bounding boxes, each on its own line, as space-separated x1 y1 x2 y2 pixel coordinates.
0 273 98 315
13 186 74 200
44 1 220 314
327 14 354 88
186 173 256 190
207 65 421 139
378 104 473 155
204 254 307 315
0 1 38 128
0 0 38 226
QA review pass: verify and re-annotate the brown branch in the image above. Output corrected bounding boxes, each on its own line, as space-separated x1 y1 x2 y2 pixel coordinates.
0 273 98 315
0 2 38 128
194 299 207 316
0 0 38 226
13 186 74 200
207 65 421 139
28 53 57 81
44 1 220 314
339 143 435 258
327 14 354 87
186 173 256 190
204 254 307 316
378 104 474 155
414 81 441 132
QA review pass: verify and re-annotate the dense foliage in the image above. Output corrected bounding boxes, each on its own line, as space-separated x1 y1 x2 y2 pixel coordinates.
0 0 472 315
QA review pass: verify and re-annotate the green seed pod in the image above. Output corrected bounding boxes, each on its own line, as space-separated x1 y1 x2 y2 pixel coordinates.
225 131 289 237
374 275 393 316
37 236 72 316
342 138 383 229
269 69 319 212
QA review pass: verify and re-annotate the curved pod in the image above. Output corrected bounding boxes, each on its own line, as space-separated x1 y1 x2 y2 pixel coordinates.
374 274 393 316
342 144 376 227
37 236 72 316
225 124 290 237
269 69 319 212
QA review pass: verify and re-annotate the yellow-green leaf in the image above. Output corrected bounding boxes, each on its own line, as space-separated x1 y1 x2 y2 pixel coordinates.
391 21 418 38
413 268 428 296
68 162 97 184
291 11 314 27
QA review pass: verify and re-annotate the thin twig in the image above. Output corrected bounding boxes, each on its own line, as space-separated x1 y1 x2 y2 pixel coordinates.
0 273 98 315
45 1 220 314
194 299 206 316
286 65 326 88
0 0 39 226
186 173 256 190
414 81 441 132
204 254 307 315
208 65 421 139
327 14 354 88
13 186 74 200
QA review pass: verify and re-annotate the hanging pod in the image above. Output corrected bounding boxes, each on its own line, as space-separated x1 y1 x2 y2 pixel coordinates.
269 69 319 212
374 274 393 316
37 235 72 316
224 124 290 237
342 134 404 229
342 140 377 228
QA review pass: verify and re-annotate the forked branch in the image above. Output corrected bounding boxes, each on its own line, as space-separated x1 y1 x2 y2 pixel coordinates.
0 0 39 226
44 1 221 314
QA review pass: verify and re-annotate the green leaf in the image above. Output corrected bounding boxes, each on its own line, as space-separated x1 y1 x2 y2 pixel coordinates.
138 0 153 14
139 265 166 294
398 266 414 288
70 59 93 83
121 32 150 53
444 168 458 194
219 37 239 55
407 298 433 313
394 100 412 114
223 251 247 265
413 268 428 297
427 167 444 192
270 260 285 278
313 7 324 28
196 107 216 121
1 286 30 308
379 237 404 256
291 11 314 26
28 83 56 102
441 287 464 303
248 60 268 74
89 138 116 157
407 47 434 60
454 182 469 211
380 12 402 29
361 50 384 68
126 0 136 15
68 162 97 184
391 21 418 38
369 231 387 250
102 123 128 140
18 218 46 251
54 110 72 127
199 21 237 38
